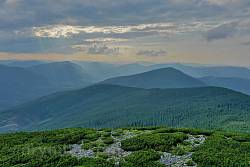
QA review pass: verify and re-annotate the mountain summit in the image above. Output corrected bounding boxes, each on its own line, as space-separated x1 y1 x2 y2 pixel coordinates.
102 67 206 89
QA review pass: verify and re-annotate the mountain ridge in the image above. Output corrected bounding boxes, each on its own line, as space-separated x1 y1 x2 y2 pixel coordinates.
1 84 249 133
200 76 250 95
101 67 206 89
0 62 93 111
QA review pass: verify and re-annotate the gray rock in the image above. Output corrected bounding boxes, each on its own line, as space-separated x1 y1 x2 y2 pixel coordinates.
105 141 131 157
160 134 205 167
68 144 95 158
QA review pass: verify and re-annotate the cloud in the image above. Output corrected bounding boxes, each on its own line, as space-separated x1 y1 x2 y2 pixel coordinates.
136 50 167 57
1 0 244 30
5 0 20 8
72 44 120 56
32 22 217 38
0 0 250 54
242 41 250 46
205 22 238 41
87 45 120 55
84 38 128 43
206 0 248 6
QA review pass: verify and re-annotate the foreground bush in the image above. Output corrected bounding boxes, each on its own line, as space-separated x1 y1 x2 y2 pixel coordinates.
121 132 187 152
120 150 164 167
192 134 250 167
1 127 250 167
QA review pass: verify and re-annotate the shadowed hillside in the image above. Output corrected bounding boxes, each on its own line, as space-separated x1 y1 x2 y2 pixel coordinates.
0 62 92 111
28 61 93 89
201 76 250 95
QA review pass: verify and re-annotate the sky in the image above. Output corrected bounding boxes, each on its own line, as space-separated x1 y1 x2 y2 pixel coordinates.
0 0 250 66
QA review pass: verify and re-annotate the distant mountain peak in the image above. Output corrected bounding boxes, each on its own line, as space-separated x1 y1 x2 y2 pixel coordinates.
102 67 206 89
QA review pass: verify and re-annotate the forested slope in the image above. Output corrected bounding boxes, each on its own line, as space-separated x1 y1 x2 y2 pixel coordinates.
1 84 249 132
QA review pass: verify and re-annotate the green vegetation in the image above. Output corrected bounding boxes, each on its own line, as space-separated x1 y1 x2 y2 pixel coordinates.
121 132 187 152
120 150 164 167
0 128 113 167
171 143 193 156
102 137 114 145
81 130 113 152
1 84 250 133
192 133 250 167
0 127 249 167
